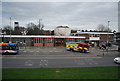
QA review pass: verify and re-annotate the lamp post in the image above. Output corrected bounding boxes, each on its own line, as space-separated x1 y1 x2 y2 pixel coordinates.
10 17 12 42
107 21 110 54
107 21 110 43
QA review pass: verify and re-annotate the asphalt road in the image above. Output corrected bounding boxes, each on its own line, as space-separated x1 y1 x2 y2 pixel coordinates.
2 52 119 68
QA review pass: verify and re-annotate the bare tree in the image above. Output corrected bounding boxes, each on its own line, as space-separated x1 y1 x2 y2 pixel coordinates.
26 22 37 35
3 25 13 35
26 22 43 35
105 27 112 32
97 24 106 31
97 24 111 32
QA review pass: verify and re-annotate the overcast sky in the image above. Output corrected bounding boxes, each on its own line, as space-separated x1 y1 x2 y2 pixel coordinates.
1 2 118 31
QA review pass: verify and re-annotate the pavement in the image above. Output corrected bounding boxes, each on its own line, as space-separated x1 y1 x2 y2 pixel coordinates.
19 46 67 52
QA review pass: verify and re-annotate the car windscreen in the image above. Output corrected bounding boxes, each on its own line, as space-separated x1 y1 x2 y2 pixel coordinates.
84 45 89 48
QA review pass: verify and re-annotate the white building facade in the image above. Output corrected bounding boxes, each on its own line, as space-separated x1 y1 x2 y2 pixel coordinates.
54 26 71 36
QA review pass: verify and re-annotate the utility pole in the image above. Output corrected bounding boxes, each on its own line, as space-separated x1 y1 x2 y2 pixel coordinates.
39 19 42 30
10 17 12 42
39 19 40 30
39 19 43 35
107 21 110 43
107 21 110 54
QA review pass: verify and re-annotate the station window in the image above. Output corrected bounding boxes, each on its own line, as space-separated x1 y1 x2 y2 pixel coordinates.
93 34 99 37
76 39 84 43
76 39 81 42
90 34 93 37
90 34 99 37
45 38 53 43
66 39 75 42
34 38 43 43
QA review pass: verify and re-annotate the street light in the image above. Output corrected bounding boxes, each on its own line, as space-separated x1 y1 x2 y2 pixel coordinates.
10 17 12 42
107 21 110 54
107 21 110 43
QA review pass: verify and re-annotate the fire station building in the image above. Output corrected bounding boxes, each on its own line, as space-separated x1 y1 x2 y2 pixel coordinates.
1 35 85 47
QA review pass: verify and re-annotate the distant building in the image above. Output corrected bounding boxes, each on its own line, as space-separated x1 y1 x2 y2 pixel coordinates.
114 32 120 44
14 26 26 35
0 29 2 42
114 32 120 51
54 26 71 36
13 22 26 35
14 22 19 28
0 28 2 34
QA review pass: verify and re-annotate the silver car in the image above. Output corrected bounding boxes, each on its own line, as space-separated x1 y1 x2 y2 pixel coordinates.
114 57 120 63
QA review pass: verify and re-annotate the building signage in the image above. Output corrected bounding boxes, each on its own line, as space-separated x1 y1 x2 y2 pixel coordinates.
89 37 100 40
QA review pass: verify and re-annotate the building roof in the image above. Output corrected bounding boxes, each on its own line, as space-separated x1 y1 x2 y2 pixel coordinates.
56 26 69 28
75 32 113 34
0 35 85 38
114 32 120 34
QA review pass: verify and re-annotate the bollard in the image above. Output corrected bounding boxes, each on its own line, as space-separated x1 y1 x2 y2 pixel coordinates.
103 49 104 57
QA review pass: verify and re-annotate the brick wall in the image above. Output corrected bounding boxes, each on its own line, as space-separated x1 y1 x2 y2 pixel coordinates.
100 34 114 41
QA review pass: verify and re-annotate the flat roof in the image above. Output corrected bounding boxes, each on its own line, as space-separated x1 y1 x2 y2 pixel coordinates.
75 32 114 34
114 32 120 34
0 35 85 38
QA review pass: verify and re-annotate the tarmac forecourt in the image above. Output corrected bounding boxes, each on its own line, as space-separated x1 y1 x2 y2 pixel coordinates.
4 46 120 57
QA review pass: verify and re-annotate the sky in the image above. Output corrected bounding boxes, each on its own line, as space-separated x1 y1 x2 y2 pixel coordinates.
1 1 119 31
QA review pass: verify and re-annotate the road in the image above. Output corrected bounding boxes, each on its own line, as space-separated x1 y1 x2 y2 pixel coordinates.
2 51 119 68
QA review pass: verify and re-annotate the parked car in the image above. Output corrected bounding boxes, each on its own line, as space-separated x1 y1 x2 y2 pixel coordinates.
114 57 120 63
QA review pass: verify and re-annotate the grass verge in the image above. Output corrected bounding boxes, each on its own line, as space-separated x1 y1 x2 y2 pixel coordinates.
2 66 119 79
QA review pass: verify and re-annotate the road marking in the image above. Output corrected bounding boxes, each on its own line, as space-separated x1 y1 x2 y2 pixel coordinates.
2 56 103 59
45 64 48 66
24 60 33 66
39 59 49 67
74 60 86 65
86 59 98 65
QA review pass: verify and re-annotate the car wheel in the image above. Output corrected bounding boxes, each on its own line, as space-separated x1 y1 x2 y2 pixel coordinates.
5 52 9 55
72 49 75 52
80 50 82 52
82 50 86 53
67 49 70 51
70 48 73 51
